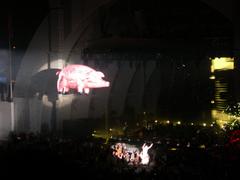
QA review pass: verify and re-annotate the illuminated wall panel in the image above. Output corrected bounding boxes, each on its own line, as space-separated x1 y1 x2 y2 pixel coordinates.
210 57 235 126
211 57 234 73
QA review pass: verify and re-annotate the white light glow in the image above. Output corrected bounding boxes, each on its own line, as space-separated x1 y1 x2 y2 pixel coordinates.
38 59 65 72
209 75 215 80
211 109 233 128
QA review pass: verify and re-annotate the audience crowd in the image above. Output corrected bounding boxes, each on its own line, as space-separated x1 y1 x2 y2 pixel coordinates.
0 125 239 179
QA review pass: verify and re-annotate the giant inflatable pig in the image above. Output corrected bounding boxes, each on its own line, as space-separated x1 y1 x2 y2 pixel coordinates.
57 64 110 94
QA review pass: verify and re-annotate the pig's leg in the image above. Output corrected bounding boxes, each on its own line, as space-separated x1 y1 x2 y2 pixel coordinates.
84 88 90 94
63 87 69 94
61 78 69 94
77 81 84 94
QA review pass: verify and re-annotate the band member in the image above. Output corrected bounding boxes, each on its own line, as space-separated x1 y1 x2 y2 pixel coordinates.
140 143 153 165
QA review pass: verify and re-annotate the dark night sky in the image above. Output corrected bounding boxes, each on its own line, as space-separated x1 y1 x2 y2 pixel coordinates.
0 1 48 80
0 0 232 55
0 0 48 50
0 0 232 50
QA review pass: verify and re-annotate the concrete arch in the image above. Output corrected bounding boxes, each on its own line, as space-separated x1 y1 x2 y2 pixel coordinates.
124 61 156 116
200 0 233 22
143 58 176 117
144 65 161 115
155 59 177 118
108 61 136 118
14 18 50 98
88 61 118 119
62 0 114 63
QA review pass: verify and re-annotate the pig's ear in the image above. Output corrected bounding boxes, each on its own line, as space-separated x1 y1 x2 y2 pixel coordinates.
56 71 60 75
97 71 104 77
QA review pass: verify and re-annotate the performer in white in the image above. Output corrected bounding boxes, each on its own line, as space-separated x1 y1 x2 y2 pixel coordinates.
140 143 153 165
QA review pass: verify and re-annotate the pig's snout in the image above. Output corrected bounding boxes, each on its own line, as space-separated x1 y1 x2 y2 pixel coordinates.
105 81 110 87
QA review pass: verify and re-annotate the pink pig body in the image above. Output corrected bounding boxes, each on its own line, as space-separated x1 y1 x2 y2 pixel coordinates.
57 64 110 94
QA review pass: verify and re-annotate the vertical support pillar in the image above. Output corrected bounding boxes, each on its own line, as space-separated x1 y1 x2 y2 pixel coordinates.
233 0 240 102
48 0 65 133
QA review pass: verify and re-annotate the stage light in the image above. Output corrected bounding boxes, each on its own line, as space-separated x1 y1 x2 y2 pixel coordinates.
209 75 215 80
211 110 232 128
